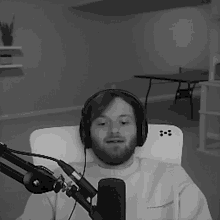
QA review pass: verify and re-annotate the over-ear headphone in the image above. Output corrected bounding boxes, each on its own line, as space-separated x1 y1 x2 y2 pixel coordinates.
79 89 148 148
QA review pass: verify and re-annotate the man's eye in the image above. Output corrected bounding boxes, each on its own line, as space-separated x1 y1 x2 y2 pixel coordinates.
97 122 106 126
121 121 129 125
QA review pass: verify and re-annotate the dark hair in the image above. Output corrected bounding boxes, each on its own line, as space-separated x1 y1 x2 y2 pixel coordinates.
85 91 140 126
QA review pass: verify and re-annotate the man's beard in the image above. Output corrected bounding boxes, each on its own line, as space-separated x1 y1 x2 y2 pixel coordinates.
90 135 137 167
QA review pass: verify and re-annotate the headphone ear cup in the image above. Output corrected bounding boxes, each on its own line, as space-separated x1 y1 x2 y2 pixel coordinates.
79 118 86 146
142 119 148 146
138 121 144 147
137 115 148 147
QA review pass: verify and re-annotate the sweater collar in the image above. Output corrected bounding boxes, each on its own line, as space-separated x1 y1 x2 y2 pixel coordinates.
93 157 140 177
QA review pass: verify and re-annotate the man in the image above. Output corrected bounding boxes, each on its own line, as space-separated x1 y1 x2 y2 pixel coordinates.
16 89 212 220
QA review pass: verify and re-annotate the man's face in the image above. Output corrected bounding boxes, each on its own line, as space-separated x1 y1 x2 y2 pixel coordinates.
90 97 137 168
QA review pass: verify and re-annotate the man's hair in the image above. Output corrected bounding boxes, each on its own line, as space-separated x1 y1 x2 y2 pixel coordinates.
83 90 141 130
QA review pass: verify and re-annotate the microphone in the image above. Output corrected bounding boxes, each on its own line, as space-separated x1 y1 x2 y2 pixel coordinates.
57 160 97 199
96 178 126 220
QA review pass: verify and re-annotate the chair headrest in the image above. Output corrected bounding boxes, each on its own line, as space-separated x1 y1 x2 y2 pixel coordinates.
30 124 183 171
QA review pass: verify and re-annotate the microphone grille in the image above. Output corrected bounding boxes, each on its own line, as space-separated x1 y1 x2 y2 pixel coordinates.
97 178 126 220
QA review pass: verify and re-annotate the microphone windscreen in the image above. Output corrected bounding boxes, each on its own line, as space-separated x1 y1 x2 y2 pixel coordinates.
97 178 126 220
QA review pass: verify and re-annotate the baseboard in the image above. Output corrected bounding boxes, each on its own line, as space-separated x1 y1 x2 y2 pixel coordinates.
0 88 201 121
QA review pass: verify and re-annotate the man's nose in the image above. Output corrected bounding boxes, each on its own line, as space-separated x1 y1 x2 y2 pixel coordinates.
110 122 120 133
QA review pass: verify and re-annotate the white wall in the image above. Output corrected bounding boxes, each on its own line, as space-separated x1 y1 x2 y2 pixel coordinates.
0 1 211 117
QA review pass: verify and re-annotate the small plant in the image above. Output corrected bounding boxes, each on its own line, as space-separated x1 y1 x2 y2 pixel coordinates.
0 15 15 46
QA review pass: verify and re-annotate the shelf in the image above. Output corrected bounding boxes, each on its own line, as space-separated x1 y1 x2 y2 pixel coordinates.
197 139 220 157
0 64 22 69
199 110 220 116
199 81 220 88
206 142 220 150
207 132 220 141
0 67 24 77
197 147 220 157
0 46 23 57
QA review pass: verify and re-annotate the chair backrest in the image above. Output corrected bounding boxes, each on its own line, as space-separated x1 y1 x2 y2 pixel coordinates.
29 124 183 171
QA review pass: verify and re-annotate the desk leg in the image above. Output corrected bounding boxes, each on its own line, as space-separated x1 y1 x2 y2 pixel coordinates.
174 82 197 119
189 83 196 119
174 82 181 104
189 83 194 119
145 79 152 110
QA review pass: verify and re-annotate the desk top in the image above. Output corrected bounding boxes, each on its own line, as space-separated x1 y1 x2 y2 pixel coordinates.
134 69 209 83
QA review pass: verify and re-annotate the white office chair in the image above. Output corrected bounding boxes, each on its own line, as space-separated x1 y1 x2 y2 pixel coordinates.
29 124 183 172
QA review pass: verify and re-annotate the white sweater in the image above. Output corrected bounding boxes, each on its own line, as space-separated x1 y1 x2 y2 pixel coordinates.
17 157 212 220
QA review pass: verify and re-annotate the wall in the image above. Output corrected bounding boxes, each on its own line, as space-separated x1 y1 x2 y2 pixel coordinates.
0 1 211 118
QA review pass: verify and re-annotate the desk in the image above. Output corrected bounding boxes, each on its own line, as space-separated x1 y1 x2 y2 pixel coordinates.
134 67 209 119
